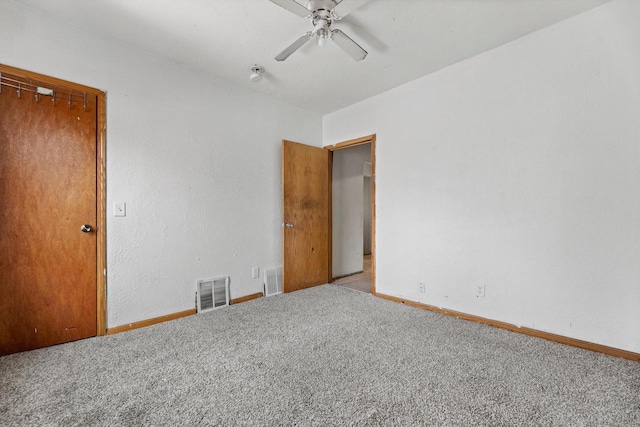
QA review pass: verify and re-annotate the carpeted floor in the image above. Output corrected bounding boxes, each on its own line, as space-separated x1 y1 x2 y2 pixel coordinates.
1 285 638 426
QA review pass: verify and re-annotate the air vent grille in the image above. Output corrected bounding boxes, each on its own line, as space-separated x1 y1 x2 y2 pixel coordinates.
197 276 229 313
214 279 227 307
264 266 283 296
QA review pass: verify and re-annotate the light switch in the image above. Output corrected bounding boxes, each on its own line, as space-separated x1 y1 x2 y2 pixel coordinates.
252 267 260 279
114 202 126 217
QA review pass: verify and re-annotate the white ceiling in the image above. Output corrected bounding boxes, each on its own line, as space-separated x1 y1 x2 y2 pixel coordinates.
14 0 610 115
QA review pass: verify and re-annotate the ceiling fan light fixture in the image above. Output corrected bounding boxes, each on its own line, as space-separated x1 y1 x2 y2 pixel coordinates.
249 65 265 82
317 32 328 47
270 0 368 62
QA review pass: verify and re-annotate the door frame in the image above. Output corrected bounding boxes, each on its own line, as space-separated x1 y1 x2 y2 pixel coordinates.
0 63 107 336
326 134 376 294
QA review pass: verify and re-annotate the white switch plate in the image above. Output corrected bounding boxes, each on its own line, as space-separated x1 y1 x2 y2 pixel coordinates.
252 267 259 279
114 202 126 217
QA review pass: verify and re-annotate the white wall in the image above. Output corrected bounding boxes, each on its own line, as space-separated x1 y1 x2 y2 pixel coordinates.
332 144 371 277
1 1 321 328
323 0 640 353
363 173 372 255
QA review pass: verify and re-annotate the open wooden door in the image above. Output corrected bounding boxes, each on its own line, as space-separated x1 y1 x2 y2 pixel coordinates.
0 70 98 355
282 140 330 292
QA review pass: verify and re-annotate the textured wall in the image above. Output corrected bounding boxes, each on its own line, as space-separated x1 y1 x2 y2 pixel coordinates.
363 175 372 255
1 1 321 327
323 0 640 353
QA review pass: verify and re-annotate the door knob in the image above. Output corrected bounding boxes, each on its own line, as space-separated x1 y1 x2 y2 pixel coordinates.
282 223 294 228
81 224 92 233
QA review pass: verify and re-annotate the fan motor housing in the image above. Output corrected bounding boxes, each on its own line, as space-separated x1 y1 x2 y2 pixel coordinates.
307 0 338 13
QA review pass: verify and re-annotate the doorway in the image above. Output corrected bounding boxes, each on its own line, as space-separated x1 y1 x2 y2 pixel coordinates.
330 142 372 293
0 64 106 355
327 135 376 294
281 134 376 295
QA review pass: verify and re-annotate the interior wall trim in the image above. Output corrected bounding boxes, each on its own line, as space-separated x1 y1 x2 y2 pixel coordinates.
375 293 640 362
230 292 264 305
108 290 265 334
107 309 197 335
326 134 375 151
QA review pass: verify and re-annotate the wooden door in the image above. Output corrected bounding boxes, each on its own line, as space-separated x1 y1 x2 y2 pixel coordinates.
282 140 330 292
0 72 97 355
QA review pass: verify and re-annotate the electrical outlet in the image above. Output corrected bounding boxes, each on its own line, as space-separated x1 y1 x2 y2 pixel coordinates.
476 285 485 298
252 267 259 279
419 282 426 293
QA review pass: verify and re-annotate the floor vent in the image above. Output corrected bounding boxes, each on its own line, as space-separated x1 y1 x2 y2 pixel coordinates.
197 276 229 313
264 266 282 296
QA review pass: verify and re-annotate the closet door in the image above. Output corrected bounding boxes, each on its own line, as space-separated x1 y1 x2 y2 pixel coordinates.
0 72 97 355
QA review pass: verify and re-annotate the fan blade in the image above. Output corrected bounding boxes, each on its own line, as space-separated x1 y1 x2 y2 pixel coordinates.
275 33 312 61
331 29 367 61
332 0 370 19
269 0 310 18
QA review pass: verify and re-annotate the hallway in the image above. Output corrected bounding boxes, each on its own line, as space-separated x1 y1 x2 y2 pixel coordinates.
332 254 371 293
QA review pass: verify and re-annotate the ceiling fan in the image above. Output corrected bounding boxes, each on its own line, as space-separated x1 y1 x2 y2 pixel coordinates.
269 0 368 62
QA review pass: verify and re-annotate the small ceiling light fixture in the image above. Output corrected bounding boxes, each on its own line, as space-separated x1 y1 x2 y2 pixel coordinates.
315 18 330 47
249 65 265 83
316 29 329 47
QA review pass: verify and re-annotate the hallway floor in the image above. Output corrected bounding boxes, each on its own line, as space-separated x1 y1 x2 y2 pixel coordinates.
332 254 371 293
